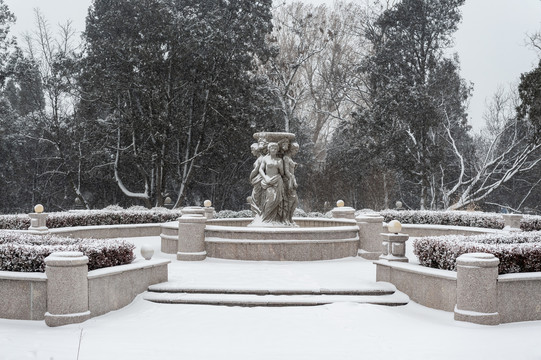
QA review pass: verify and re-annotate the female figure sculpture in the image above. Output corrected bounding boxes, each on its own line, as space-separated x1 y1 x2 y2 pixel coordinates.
249 143 264 216
259 142 285 224
283 143 299 223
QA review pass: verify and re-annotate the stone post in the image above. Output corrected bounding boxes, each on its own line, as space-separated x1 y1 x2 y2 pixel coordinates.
331 206 356 220
44 251 91 327
177 206 207 261
204 206 215 220
28 213 49 234
454 253 500 325
379 233 409 262
356 213 384 260
164 196 174 210
502 214 522 231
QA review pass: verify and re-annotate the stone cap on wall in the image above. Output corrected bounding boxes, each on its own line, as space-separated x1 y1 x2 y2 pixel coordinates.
45 252 89 267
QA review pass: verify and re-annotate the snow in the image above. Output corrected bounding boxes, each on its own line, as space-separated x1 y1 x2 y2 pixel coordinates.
2 235 541 360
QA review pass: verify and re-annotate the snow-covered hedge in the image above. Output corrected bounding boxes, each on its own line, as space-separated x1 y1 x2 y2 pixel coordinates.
214 209 332 219
0 232 135 272
413 231 541 274
215 209 253 219
381 209 541 232
0 207 183 230
381 209 505 229
0 207 336 230
522 215 541 232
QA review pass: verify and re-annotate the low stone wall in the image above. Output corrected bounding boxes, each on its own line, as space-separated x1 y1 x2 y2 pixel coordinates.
497 273 541 323
0 271 47 320
0 258 169 323
375 259 541 324
50 223 163 239
88 259 170 317
375 260 457 312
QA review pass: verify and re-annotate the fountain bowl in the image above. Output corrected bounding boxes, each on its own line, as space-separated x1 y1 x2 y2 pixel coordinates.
161 217 359 261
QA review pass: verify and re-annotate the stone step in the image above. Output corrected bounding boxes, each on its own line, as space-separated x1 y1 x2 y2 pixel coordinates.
143 291 409 307
147 281 397 296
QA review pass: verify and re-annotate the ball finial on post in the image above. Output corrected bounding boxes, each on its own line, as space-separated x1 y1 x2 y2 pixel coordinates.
388 220 402 234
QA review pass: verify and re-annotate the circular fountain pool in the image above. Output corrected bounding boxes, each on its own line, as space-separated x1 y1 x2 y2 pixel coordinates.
161 217 360 261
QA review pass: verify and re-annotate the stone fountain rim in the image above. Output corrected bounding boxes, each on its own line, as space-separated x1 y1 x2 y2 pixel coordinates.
205 223 360 234
162 217 358 231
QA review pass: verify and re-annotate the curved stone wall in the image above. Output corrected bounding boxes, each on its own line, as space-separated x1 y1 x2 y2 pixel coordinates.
161 217 360 261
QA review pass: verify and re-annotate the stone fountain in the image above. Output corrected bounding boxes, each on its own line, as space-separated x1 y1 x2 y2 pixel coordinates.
160 132 360 261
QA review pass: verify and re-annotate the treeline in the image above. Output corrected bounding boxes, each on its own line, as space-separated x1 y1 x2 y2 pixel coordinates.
0 0 540 214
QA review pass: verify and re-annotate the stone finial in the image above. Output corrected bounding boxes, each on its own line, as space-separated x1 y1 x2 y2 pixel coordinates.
387 220 402 234
379 232 409 262
140 244 154 260
28 204 49 234
203 200 214 219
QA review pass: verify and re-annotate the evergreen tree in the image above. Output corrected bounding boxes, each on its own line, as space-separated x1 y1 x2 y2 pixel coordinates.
82 0 279 208
330 0 471 210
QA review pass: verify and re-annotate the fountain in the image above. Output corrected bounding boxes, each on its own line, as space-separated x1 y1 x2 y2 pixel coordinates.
161 132 360 261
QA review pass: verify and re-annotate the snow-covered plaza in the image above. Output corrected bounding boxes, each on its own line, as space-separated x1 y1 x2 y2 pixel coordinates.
1 235 540 360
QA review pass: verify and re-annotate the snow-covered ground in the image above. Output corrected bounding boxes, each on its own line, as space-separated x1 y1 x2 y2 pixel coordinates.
2 236 541 360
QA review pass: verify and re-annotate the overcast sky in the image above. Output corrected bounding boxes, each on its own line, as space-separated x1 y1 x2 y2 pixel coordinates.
4 0 541 132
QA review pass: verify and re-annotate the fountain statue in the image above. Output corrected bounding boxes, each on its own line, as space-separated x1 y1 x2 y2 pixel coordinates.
249 132 298 227
160 130 360 261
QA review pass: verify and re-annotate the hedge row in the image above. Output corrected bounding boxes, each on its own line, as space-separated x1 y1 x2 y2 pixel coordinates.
0 232 135 272
214 208 331 219
413 231 541 274
381 209 541 232
0 207 183 230
2 207 540 232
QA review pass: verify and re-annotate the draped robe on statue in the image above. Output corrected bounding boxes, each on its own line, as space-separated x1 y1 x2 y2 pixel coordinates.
260 158 285 223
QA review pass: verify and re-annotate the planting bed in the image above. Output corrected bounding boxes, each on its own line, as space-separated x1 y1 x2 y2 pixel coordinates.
413 231 541 274
381 209 541 231
0 231 135 272
0 207 182 230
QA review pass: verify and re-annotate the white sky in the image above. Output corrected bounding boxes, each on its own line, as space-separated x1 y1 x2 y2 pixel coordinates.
4 0 541 132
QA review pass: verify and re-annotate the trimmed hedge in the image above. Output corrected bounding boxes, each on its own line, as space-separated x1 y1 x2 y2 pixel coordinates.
3 207 539 233
381 209 541 232
0 232 135 272
214 208 330 219
0 207 183 230
215 209 253 219
413 231 541 274
522 215 541 232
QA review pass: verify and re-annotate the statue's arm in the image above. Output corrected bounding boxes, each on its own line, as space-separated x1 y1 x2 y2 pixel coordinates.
283 157 292 178
250 158 261 180
278 159 284 176
259 158 269 181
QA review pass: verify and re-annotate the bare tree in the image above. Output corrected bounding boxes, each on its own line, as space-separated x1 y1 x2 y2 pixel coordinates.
266 2 370 163
443 87 541 210
21 10 91 209
527 30 541 55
